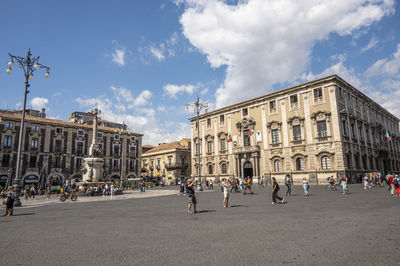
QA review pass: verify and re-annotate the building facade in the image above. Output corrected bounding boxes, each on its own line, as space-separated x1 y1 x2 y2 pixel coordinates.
0 109 142 189
189 75 400 184
141 139 191 184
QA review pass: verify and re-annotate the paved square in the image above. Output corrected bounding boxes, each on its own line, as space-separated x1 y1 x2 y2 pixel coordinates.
1 184 399 265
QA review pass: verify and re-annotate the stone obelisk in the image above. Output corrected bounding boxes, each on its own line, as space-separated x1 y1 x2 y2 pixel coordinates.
82 107 104 183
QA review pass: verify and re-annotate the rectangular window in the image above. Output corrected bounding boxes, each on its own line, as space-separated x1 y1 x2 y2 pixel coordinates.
207 141 213 153
4 136 12 148
314 88 323 102
243 130 250 146
220 139 226 151
97 132 103 138
269 101 276 113
207 118 211 128
31 138 39 150
317 121 327 137
2 154 10 167
359 126 363 140
114 134 120 140
271 129 279 144
195 141 201 155
220 115 225 125
5 122 14 129
29 156 37 168
290 95 298 109
351 123 356 138
342 120 347 136
242 108 248 116
31 125 39 131
56 128 63 134
293 125 301 141
157 159 160 168
55 140 62 152
113 145 120 156
113 159 119 170
75 158 82 169
76 141 84 154
54 156 61 168
130 160 135 171
77 130 85 136
168 157 172 166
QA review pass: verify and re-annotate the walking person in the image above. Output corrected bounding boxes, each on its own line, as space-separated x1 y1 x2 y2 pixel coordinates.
209 179 214 190
302 177 309 196
394 175 400 197
258 177 263 188
389 174 395 196
46 183 51 199
4 186 15 216
271 177 284 204
285 174 292 196
185 178 198 214
341 175 349 194
222 178 230 208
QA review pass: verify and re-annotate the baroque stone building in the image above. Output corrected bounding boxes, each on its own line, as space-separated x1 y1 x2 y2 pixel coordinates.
189 75 400 184
141 139 191 184
0 109 142 188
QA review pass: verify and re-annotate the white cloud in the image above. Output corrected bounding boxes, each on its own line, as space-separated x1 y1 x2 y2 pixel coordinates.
110 40 128 66
149 46 166 61
134 90 152 106
75 94 189 145
163 83 198 98
30 97 48 110
361 37 379 52
140 32 180 62
177 0 395 108
111 86 152 108
112 48 126 66
365 43 400 77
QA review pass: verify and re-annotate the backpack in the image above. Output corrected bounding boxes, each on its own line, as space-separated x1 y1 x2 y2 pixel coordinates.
394 178 399 185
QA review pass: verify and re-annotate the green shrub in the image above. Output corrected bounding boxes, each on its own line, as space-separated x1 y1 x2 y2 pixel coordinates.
144 182 155 188
50 186 61 193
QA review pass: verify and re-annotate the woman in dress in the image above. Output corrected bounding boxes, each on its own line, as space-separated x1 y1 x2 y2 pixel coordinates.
302 177 309 196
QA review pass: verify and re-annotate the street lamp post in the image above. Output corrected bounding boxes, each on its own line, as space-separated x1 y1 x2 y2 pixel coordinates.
186 96 209 191
6 49 50 206
119 131 125 191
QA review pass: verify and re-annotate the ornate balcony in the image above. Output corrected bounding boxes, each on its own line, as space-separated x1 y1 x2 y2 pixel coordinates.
165 163 189 170
234 145 260 154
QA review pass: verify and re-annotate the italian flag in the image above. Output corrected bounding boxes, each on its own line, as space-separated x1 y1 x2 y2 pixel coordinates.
227 134 232 142
385 130 391 142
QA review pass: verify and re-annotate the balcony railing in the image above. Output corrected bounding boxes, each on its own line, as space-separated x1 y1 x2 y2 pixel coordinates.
234 145 260 154
291 140 304 146
165 163 189 170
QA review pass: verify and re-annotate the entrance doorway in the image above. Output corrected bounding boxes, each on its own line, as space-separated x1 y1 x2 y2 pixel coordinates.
243 161 253 179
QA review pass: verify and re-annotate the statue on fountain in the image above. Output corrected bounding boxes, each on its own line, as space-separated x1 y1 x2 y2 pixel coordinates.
82 107 105 183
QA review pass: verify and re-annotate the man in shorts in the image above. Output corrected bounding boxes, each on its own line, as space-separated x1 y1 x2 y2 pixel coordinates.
185 178 198 214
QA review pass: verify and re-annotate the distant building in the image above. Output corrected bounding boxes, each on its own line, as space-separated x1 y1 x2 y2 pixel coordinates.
0 109 142 189
142 145 155 154
141 139 191 184
189 75 400 184
68 111 128 130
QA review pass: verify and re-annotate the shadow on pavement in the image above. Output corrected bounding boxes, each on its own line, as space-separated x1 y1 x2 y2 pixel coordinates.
11 213 35 216
198 210 216 213
230 205 248 208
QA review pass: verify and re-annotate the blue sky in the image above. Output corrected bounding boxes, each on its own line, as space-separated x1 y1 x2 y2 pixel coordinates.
1 0 400 145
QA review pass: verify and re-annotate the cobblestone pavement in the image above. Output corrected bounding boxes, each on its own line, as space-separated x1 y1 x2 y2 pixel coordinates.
1 184 399 266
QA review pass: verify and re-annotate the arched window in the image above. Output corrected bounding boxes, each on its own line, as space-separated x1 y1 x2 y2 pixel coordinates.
296 158 304 170
221 163 227 174
274 159 281 172
321 156 331 170
208 164 213 175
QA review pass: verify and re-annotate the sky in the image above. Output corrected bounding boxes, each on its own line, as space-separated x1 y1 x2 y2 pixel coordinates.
1 0 400 145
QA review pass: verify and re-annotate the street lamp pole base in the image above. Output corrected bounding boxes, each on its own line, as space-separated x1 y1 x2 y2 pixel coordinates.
14 197 22 207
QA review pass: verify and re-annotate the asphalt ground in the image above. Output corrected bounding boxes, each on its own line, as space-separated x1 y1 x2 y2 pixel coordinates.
1 184 399 266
